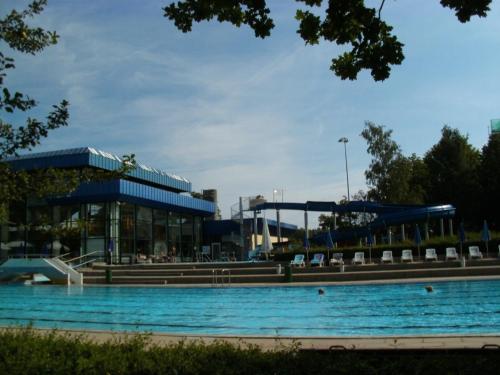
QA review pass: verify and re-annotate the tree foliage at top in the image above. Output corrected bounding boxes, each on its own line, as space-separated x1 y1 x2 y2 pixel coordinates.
164 0 491 81
0 0 68 159
0 1 134 224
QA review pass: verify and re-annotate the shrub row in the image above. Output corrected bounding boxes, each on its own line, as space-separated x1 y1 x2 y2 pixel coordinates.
1 328 499 374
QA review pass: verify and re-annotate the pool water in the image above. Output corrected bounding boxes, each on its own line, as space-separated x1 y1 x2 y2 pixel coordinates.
1 279 500 336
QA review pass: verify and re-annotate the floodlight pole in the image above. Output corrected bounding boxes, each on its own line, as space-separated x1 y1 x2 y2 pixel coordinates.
338 137 350 202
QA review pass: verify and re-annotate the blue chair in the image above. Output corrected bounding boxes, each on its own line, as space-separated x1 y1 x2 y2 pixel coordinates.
290 254 305 267
310 253 324 267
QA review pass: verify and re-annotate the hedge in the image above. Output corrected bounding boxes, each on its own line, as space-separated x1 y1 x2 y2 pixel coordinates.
1 328 499 374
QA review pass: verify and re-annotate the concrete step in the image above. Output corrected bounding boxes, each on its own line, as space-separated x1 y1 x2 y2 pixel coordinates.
82 266 281 277
92 261 279 271
82 265 500 285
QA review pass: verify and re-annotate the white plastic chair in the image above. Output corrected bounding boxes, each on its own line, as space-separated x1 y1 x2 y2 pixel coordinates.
445 247 458 260
329 253 343 265
401 249 413 263
468 246 483 260
381 251 394 264
352 252 365 265
425 248 438 261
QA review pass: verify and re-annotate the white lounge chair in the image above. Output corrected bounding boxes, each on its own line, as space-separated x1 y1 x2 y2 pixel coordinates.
401 249 413 263
445 247 458 260
352 252 365 265
468 246 483 260
310 253 324 267
425 248 438 261
329 253 343 265
381 250 394 264
290 254 306 267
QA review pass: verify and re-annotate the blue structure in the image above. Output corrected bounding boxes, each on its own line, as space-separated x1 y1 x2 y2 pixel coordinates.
253 200 456 244
1 147 216 263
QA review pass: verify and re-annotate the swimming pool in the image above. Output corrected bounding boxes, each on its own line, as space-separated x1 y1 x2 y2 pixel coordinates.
1 279 499 337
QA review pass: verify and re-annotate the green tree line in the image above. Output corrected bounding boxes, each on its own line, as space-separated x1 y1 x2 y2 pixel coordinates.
360 121 499 230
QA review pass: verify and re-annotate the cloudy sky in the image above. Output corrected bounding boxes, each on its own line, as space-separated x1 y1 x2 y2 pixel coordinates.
2 1 499 226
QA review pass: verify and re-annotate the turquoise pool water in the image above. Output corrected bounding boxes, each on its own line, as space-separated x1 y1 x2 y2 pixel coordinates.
1 279 500 337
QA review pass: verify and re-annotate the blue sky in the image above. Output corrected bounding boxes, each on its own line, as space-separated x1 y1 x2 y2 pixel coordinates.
2 1 499 227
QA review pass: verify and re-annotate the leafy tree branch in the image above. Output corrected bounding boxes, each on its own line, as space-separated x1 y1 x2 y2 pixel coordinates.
164 0 491 81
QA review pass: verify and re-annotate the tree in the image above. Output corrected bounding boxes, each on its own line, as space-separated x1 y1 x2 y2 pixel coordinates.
361 121 427 204
163 0 491 81
479 133 500 228
423 126 480 224
318 190 373 230
0 1 134 223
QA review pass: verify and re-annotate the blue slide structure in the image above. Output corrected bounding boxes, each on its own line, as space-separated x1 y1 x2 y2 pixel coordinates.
253 200 455 242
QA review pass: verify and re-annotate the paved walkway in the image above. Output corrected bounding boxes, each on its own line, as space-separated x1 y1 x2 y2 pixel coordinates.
10 327 500 351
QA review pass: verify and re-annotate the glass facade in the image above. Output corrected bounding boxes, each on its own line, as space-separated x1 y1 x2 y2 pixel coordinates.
1 200 204 264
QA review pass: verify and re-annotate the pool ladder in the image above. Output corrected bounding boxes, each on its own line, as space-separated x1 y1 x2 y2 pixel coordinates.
212 269 231 287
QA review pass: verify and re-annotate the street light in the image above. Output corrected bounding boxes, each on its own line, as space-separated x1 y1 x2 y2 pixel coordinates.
338 137 350 202
273 189 284 248
272 189 284 203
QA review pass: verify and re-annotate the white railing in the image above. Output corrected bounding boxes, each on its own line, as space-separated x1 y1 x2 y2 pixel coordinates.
211 269 231 287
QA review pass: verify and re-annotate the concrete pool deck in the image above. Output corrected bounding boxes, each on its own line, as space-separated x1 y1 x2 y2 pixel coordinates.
4 327 500 351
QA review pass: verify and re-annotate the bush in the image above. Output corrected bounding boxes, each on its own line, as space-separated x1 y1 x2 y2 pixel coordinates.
1 327 500 374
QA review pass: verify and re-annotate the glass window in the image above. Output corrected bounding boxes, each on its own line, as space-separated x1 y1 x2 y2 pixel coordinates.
87 203 106 221
59 205 80 222
136 206 152 222
6 202 26 257
52 205 82 259
120 202 135 239
194 216 202 259
168 212 181 261
181 214 193 261
136 206 152 257
27 205 52 225
153 209 167 257
87 219 106 237
26 205 52 256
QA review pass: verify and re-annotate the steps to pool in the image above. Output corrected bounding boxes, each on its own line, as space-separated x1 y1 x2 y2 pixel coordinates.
81 260 500 285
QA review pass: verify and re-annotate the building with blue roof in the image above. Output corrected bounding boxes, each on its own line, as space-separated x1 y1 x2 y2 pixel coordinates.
1 147 216 263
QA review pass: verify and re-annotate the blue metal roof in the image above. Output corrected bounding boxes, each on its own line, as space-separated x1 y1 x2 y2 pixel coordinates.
48 179 215 216
6 147 192 193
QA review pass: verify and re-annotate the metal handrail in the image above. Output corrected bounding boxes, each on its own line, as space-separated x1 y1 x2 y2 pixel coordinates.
53 252 71 260
72 258 98 269
212 269 231 287
65 250 100 264
221 269 231 287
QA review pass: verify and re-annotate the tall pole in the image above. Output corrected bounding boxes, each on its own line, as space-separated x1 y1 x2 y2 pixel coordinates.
338 137 350 201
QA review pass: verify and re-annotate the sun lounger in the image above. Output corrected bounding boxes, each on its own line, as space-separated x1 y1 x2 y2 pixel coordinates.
310 253 324 267
401 249 413 263
468 246 483 260
352 252 365 265
381 250 394 263
445 247 458 260
290 254 305 267
425 248 438 261
329 253 343 265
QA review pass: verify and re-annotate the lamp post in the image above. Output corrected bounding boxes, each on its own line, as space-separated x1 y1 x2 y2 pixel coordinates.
273 189 284 247
338 137 350 202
